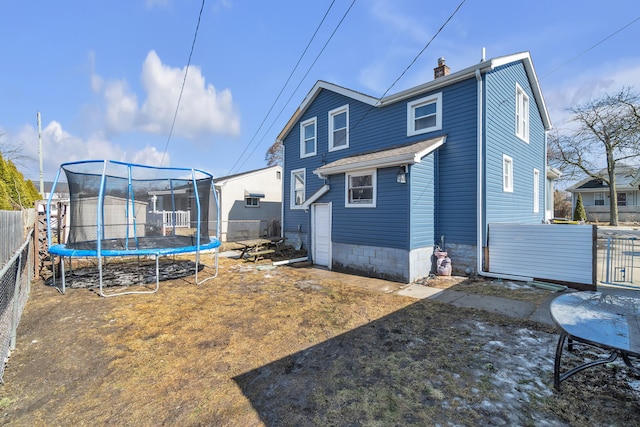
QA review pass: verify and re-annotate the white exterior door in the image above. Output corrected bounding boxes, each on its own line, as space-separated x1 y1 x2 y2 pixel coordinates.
312 203 331 267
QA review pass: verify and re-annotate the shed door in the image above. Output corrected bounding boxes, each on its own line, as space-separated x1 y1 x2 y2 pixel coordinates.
312 203 331 267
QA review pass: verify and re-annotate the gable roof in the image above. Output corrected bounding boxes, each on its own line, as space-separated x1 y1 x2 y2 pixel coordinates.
314 136 445 178
214 165 281 185
277 51 551 142
566 165 640 192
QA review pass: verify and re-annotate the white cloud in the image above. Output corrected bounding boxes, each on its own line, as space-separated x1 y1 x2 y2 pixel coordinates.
131 146 167 167
7 121 168 181
544 59 640 130
94 50 240 139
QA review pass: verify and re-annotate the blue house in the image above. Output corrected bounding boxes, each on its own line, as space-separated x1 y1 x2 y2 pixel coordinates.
277 52 552 283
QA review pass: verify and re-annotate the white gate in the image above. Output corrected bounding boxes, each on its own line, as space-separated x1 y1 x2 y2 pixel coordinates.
488 223 596 286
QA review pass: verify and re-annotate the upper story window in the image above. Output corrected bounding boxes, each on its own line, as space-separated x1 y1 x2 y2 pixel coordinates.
291 168 306 209
533 168 539 213
515 83 529 142
503 155 513 193
276 170 281 180
329 105 349 151
407 92 442 136
300 118 317 158
345 170 376 208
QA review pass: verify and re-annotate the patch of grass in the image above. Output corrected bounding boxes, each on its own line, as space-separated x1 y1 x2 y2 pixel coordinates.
1 256 638 426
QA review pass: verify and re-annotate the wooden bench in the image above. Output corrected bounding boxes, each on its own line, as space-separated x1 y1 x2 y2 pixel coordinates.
244 249 275 263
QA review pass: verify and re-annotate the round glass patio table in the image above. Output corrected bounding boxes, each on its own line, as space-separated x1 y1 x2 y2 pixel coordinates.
549 291 640 389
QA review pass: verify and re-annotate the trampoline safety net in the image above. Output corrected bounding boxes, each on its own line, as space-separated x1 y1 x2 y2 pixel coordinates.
52 160 216 252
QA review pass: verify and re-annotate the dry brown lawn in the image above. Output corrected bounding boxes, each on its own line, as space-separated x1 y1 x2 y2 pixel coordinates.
0 255 638 426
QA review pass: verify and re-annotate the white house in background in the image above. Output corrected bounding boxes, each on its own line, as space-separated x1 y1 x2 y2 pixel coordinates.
566 164 640 223
214 165 282 241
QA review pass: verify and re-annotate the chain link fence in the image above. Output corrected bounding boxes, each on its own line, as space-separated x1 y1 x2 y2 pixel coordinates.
0 210 34 383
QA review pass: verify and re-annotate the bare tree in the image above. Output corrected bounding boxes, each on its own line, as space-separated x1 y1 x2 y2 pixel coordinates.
553 190 572 219
548 87 640 226
265 139 283 167
0 133 36 169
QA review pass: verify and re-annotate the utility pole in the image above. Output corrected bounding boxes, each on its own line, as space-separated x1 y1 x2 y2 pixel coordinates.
37 111 44 197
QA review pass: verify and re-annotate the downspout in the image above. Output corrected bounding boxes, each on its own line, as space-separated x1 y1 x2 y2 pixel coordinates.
475 68 533 282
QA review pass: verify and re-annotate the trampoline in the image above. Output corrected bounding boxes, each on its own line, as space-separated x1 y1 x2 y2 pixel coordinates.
47 160 221 297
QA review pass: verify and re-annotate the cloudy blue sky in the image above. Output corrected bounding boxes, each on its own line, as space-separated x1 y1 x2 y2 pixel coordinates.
1 0 639 184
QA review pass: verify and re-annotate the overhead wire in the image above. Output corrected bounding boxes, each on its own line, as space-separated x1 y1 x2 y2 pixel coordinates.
228 0 357 175
333 0 466 148
159 0 206 168
236 0 464 172
540 15 640 81
225 0 339 175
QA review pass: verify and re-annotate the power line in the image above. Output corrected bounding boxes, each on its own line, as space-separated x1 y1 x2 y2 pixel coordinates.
541 15 640 81
226 0 339 175
378 0 466 100
159 0 206 167
334 0 466 148
239 0 464 173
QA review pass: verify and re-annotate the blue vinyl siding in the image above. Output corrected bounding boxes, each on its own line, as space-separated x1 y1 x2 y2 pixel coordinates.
484 62 546 227
327 168 409 249
409 153 436 249
282 59 547 256
433 78 478 246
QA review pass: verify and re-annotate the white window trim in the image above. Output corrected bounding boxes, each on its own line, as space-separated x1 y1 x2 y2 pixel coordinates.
515 83 529 143
290 168 306 209
407 92 442 136
503 155 514 193
594 192 605 206
345 169 377 208
245 197 260 208
328 104 349 152
533 168 539 213
300 117 317 158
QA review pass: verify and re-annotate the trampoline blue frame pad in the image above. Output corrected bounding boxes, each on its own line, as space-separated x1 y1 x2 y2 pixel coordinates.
49 238 221 258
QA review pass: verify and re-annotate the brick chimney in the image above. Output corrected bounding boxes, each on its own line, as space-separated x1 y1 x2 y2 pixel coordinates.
434 57 450 79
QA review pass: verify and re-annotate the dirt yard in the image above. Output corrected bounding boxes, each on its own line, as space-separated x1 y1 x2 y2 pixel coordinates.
0 255 639 426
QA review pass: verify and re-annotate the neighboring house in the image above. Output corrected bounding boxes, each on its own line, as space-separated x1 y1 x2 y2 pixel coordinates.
566 165 640 223
277 52 552 283
42 181 70 203
214 166 282 241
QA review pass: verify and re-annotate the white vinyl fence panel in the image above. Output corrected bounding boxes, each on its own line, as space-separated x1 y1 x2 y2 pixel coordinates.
488 223 595 285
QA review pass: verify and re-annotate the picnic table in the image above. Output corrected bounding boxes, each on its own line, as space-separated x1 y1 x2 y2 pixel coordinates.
236 238 288 262
549 291 640 389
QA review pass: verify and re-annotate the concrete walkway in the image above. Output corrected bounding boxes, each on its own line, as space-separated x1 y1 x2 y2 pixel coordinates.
397 283 558 326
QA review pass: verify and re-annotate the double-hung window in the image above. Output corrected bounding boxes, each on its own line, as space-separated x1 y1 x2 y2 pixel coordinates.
516 84 529 142
617 193 627 206
503 155 513 193
300 118 317 158
329 105 349 151
594 192 605 206
407 92 442 136
345 170 376 207
291 168 306 209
